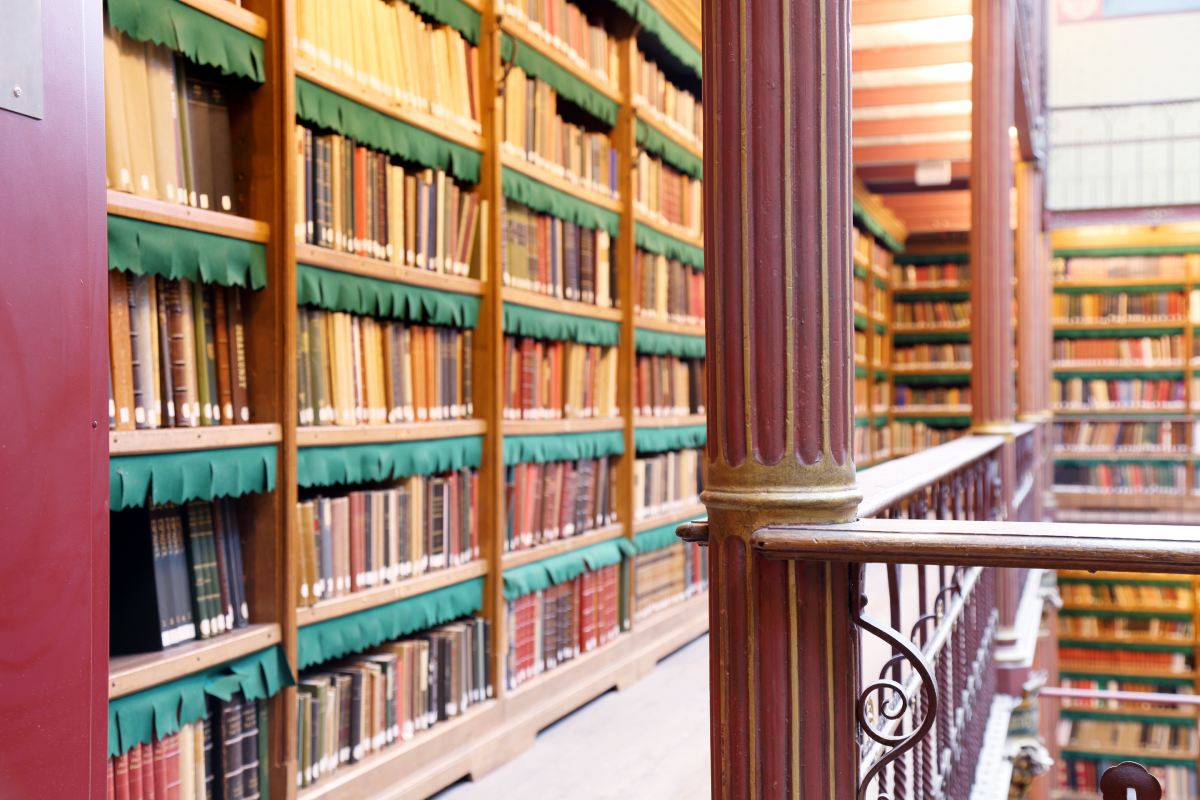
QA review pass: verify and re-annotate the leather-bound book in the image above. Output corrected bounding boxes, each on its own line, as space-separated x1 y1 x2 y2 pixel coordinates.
226 287 251 424
211 288 233 424
183 77 214 211
128 275 158 429
240 703 260 800
109 271 136 431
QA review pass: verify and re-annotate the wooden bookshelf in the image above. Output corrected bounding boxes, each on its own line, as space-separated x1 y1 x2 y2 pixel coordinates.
500 523 626 569
110 423 282 455
107 189 270 242
632 207 703 248
499 151 623 213
295 420 486 446
109 623 282 699
634 413 706 429
179 0 268 37
634 501 706 534
634 316 705 337
295 243 485 295
296 561 489 626
498 15 622 103
501 416 625 434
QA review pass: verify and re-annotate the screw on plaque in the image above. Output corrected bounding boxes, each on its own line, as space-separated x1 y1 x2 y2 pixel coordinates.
1099 762 1162 800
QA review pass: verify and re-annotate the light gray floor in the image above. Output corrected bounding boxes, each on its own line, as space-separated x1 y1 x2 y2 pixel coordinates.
435 634 711 800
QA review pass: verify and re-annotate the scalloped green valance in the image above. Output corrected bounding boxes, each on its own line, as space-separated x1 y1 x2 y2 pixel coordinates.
1055 245 1200 258
108 215 268 290
1054 326 1183 340
501 167 621 235
500 35 619 126
635 222 703 269
502 302 620 346
894 372 971 387
407 0 480 44
852 200 904 254
296 79 481 184
635 423 706 454
634 519 701 554
635 328 705 358
296 263 480 328
108 0 265 83
613 0 701 80
297 435 483 489
503 538 635 600
109 644 291 757
298 578 484 669
111 445 277 511
895 252 969 266
1054 283 1186 295
895 290 969 303
895 415 971 428
1052 370 1184 380
893 331 970 344
635 120 702 179
503 430 625 466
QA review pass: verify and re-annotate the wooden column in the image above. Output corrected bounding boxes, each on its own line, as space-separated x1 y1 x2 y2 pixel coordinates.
1015 160 1047 521
702 0 860 796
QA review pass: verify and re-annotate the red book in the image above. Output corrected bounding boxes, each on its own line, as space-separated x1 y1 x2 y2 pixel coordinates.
470 471 480 559
114 753 131 800
349 492 364 592
151 738 166 800
162 732 181 800
108 756 116 800
354 145 367 256
127 744 143 800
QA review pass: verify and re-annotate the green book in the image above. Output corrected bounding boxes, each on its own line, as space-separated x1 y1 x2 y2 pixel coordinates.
192 284 214 426
184 501 222 638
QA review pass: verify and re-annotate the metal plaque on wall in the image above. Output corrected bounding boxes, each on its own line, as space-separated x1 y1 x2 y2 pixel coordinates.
0 0 44 119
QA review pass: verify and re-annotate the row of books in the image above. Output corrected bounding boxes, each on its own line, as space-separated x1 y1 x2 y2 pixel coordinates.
106 699 263 800
502 337 618 420
854 377 868 411
635 152 702 237
632 48 702 147
853 425 891 463
1052 378 1185 409
891 263 967 288
893 423 968 454
111 500 250 655
893 300 970 327
1053 291 1185 322
501 67 618 198
635 354 705 417
296 127 485 276
1058 718 1198 755
295 471 479 606
1054 254 1194 281
634 251 705 326
1061 614 1193 639
506 564 621 688
296 308 473 426
1053 420 1188 452
633 541 707 620
1052 335 1183 365
893 342 971 367
1061 678 1194 709
504 457 616 551
296 617 491 789
501 199 615 306
1058 759 1196 799
104 24 237 214
295 0 480 133
1060 582 1193 609
1054 462 1187 494
1060 647 1192 674
634 448 704 521
500 0 617 84
871 381 890 409
854 378 891 411
894 386 971 408
109 273 251 431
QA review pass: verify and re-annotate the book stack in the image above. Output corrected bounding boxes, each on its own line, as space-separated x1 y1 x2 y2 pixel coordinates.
109 274 252 430
853 273 868 310
893 300 970 328
1062 614 1194 639
854 329 868 363
107 698 265 800
633 541 707 620
893 423 967 454
635 151 702 238
1052 377 1186 409
1053 420 1187 453
501 0 618 84
855 375 868 413
1061 582 1192 609
1053 291 1185 323
892 262 968 288
506 564 620 689
1052 335 1183 365
893 342 971 368
501 67 618 197
297 309 473 426
1058 757 1197 798
295 127 486 275
1060 717 1198 754
632 49 702 148
1054 255 1192 281
633 250 704 325
854 425 870 464
1062 677 1196 708
295 0 480 134
634 448 704 520
502 336 618 420
1060 647 1193 674
872 423 892 459
295 471 480 606
504 457 617 551
1054 462 1187 494
894 386 971 408
110 499 250 654
104 23 238 213
296 616 492 788
635 354 705 417
502 200 614 306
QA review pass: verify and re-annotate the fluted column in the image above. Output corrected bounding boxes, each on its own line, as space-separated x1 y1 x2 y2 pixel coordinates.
702 0 860 796
1016 161 1044 420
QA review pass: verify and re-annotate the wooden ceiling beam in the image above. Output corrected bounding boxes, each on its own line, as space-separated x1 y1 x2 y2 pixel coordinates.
853 82 971 108
851 0 971 25
853 140 971 165
853 41 972 71
853 114 972 139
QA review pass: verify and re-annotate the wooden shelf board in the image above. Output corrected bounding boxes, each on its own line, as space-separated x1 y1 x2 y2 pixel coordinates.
893 282 971 293
500 151 621 213
109 623 281 699
891 323 971 334
180 0 268 38
634 316 704 337
296 420 486 447
107 190 269 243
501 417 624 435
853 302 869 316
501 524 625 570
500 286 622 322
634 502 707 534
499 16 622 106
110 423 282 456
1054 491 1191 510
892 405 973 416
634 414 706 429
1053 277 1190 290
295 58 483 152
297 561 488 627
631 99 702 155
1054 319 1187 331
295 244 484 296
870 406 890 415
632 208 703 249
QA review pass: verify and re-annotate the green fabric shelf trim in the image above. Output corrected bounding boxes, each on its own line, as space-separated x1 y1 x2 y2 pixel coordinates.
1058 639 1194 654
853 264 868 279
501 167 620 235
298 578 484 669
852 200 904 254
1054 326 1183 340
1054 283 1186 295
1059 576 1192 587
896 290 969 303
1060 750 1196 769
620 1 702 80
635 519 702 554
855 365 867 379
295 79 481 184
634 222 704 269
893 331 970 344
895 252 969 266
873 416 888 428
1055 458 1182 468
109 0 265 82
854 313 867 331
1059 671 1194 687
874 321 887 335
635 120 703 179
297 435 483 489
407 0 481 43
296 264 480 328
635 424 706 454
503 538 636 600
503 430 625 466
634 328 705 358
896 416 972 428
874 276 888 289
854 417 868 428
111 445 277 512
108 644 291 757
1053 370 1184 380
108 215 268 291
1056 245 1200 258
894 373 971 387
502 301 621 346
500 35 619 126
1059 608 1192 620
1061 709 1195 726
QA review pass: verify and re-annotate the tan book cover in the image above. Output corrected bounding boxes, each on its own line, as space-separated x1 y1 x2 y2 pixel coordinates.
108 271 136 431
117 36 160 198
144 42 183 203
103 25 135 192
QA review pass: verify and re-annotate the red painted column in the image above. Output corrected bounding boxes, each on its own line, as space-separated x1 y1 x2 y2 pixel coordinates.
702 0 860 796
